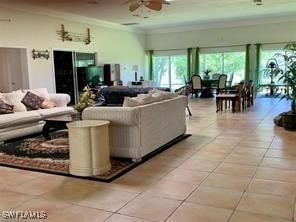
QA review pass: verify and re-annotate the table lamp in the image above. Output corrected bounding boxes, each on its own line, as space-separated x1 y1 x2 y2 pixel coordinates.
132 65 139 81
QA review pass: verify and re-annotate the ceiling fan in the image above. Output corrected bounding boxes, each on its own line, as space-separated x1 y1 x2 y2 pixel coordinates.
124 0 171 12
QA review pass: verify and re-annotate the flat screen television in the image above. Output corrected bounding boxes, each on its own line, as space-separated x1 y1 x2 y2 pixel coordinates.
86 66 104 87
77 66 104 91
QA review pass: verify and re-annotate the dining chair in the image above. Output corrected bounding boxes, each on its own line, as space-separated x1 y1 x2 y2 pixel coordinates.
246 80 254 107
210 73 219 88
191 74 202 98
211 73 220 80
175 84 192 116
226 73 234 89
234 82 246 111
216 74 227 94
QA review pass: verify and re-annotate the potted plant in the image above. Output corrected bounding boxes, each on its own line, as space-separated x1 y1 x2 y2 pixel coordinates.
277 42 296 130
76 85 96 115
203 68 212 80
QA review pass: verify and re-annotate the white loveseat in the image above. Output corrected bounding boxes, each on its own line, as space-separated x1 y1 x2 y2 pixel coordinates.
82 95 187 161
0 91 74 142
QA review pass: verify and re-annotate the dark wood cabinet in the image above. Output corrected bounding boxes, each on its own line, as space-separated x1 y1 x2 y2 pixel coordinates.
53 51 75 103
104 64 120 86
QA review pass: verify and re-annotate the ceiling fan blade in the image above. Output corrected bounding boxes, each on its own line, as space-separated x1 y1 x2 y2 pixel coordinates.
129 2 141 11
145 2 162 11
152 0 170 4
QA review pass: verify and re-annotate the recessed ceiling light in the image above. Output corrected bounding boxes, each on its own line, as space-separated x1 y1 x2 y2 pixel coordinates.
253 0 263 5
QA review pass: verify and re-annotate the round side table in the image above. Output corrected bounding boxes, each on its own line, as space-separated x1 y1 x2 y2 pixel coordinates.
66 120 111 177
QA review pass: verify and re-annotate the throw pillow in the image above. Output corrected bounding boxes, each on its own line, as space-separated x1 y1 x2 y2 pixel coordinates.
0 98 14 114
1 90 27 112
22 88 50 100
21 91 45 110
149 88 177 101
41 99 56 109
123 94 152 107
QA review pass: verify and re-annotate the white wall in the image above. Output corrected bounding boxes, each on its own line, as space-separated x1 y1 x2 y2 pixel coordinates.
0 7 146 92
147 21 296 50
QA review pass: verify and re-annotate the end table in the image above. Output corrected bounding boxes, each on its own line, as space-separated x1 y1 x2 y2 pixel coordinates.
66 120 111 177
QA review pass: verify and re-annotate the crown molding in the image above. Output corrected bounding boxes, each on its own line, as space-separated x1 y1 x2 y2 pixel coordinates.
1 3 146 34
146 14 296 34
2 2 295 35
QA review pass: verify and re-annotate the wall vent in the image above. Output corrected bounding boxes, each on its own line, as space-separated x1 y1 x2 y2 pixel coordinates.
121 23 139 26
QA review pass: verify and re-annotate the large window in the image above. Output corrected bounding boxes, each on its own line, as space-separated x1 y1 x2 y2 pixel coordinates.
199 48 246 84
152 51 187 91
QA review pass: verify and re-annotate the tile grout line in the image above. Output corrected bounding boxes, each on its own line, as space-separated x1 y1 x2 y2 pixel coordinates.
163 145 235 222
226 134 287 222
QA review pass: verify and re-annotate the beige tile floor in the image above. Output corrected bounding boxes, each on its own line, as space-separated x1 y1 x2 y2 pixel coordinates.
1 96 296 222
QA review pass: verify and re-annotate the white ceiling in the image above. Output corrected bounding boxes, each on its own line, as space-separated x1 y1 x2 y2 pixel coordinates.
2 0 296 32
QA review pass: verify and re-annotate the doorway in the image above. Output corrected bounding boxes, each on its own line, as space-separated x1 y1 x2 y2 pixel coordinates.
0 47 29 92
53 50 96 104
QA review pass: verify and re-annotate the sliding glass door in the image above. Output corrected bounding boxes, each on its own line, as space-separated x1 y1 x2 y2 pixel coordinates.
199 48 246 84
152 52 187 91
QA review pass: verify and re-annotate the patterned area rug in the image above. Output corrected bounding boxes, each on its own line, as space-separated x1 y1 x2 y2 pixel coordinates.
0 132 191 182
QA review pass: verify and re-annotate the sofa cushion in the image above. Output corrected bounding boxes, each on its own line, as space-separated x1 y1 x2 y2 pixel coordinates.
123 94 153 107
0 111 41 129
30 88 50 100
149 88 177 102
0 90 27 112
48 93 71 107
100 87 171 105
100 86 137 105
37 107 74 118
0 98 14 114
21 91 45 110
0 122 44 142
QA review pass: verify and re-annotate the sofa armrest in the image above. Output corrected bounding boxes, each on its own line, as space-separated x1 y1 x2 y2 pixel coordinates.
82 107 139 126
48 93 71 107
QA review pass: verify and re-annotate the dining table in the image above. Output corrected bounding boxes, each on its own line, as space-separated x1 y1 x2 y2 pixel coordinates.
200 79 218 98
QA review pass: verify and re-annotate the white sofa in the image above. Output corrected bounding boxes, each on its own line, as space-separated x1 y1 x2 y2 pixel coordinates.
82 96 187 161
0 93 74 142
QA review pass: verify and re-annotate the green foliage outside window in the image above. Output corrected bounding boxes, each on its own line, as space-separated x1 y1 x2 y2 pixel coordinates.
199 52 245 84
152 55 187 90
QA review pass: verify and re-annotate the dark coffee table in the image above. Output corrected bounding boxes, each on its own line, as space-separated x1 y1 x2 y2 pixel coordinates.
42 114 81 139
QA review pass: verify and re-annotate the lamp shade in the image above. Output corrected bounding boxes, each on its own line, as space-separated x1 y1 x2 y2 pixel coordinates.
266 59 278 69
